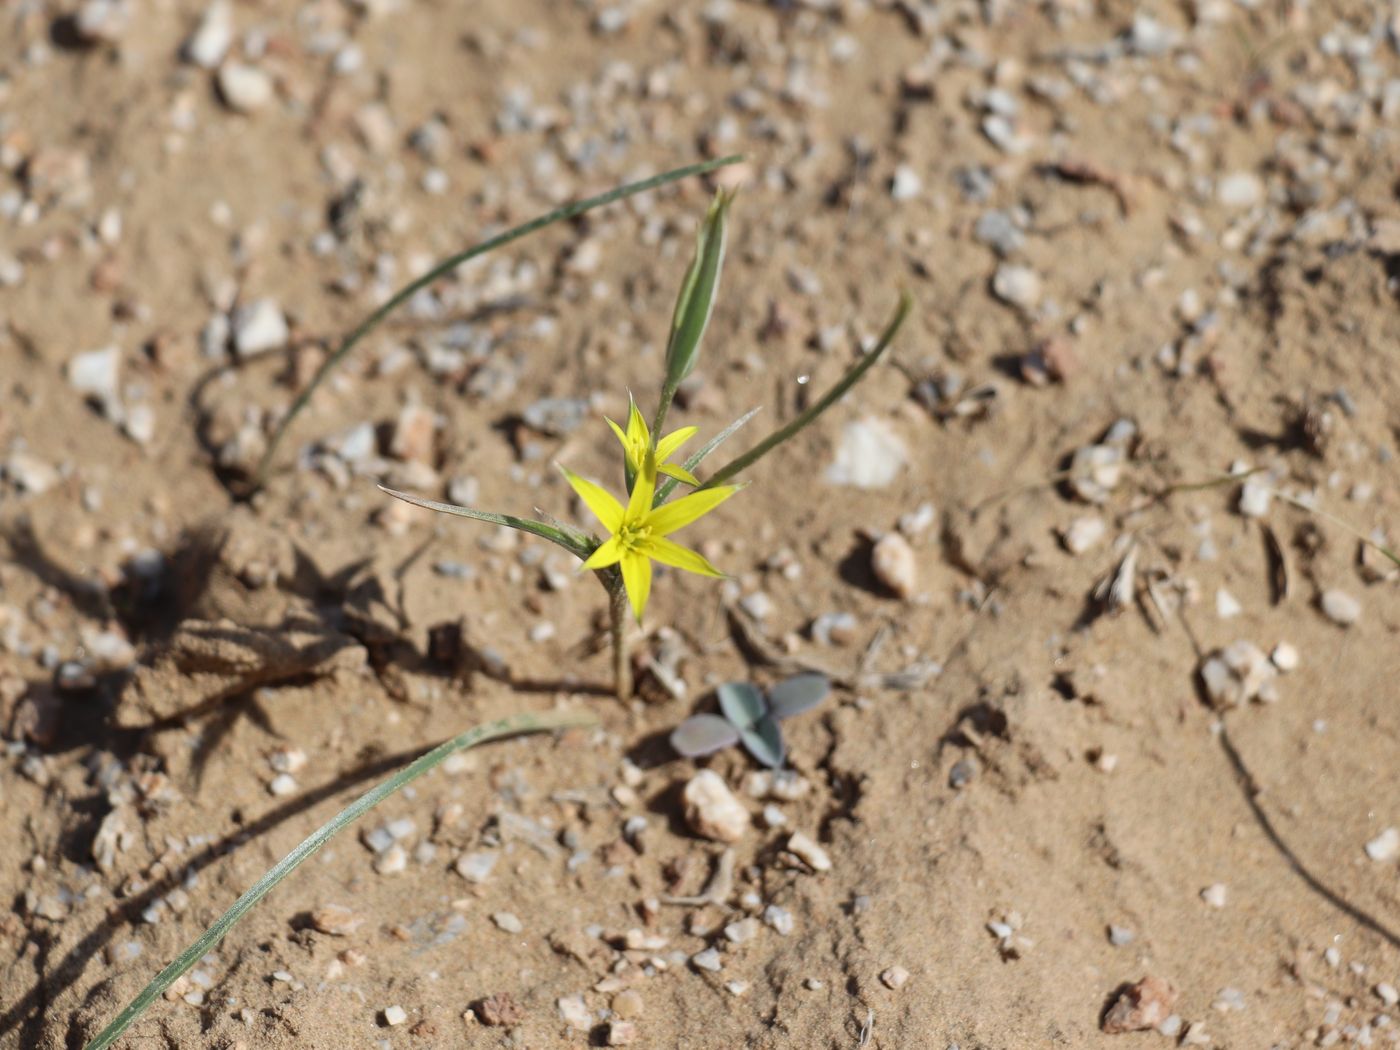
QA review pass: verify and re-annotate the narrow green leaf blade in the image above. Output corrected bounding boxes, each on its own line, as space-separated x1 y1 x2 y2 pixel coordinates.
698 291 913 491
654 406 760 505
379 486 594 560
653 190 734 434
82 709 595 1050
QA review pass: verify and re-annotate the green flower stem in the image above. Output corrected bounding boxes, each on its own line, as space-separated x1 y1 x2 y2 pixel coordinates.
607 576 632 701
83 709 595 1050
252 155 744 490
699 291 912 491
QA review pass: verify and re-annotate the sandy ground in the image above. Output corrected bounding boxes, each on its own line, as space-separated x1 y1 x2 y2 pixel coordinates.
3 0 1400 1047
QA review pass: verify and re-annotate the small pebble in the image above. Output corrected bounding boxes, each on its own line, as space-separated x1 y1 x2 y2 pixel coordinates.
691 948 722 972
612 989 644 1019
1365 828 1399 863
1062 516 1106 555
217 62 275 114
1320 589 1361 627
1238 477 1272 518
232 299 289 355
724 917 759 944
890 165 922 201
310 904 364 937
682 770 749 843
991 264 1041 309
763 904 794 936
382 1005 407 1027
492 912 523 934
373 845 406 875
1200 883 1227 908
1215 588 1242 619
786 832 832 873
880 966 910 990
871 532 917 599
184 1 233 67
606 1020 639 1046
1270 643 1298 672
1217 172 1264 209
826 418 908 489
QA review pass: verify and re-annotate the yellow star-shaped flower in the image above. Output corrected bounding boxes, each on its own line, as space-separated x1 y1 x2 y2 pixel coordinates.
607 398 699 487
561 450 739 622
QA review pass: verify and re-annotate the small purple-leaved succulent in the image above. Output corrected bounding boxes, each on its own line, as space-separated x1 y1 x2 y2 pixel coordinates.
669 673 829 768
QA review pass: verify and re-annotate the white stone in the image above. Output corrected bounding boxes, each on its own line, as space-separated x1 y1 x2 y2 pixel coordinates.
67 346 121 405
992 264 1041 308
373 844 406 875
5 452 60 494
267 773 297 797
1238 477 1272 518
184 1 233 67
871 532 917 599
454 850 497 883
232 299 289 355
1270 642 1298 672
1201 883 1227 908
75 0 129 42
492 912 523 934
880 966 910 990
691 948 722 972
218 62 274 113
787 831 832 872
557 995 590 1030
122 403 156 446
682 770 749 843
1215 588 1242 619
1365 827 1399 863
825 417 908 489
382 1004 407 1026
890 165 922 201
1069 444 1123 503
1218 172 1264 209
1321 589 1361 626
1062 516 1106 554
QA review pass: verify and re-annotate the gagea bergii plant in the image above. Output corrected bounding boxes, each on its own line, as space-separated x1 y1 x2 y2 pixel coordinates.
384 193 912 699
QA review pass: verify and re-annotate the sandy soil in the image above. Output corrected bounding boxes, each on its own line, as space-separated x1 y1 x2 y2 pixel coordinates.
3 0 1400 1047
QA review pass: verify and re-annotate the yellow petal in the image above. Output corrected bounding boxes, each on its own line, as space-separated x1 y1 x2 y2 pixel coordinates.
641 535 725 577
656 426 698 463
645 483 740 536
659 462 700 486
582 535 625 570
625 448 656 523
559 465 624 533
620 551 652 622
626 397 649 448
605 416 630 454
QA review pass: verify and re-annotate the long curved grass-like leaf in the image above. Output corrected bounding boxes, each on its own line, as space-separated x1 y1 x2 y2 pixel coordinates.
698 291 913 490
252 155 744 490
83 709 595 1050
379 486 595 560
653 406 760 506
